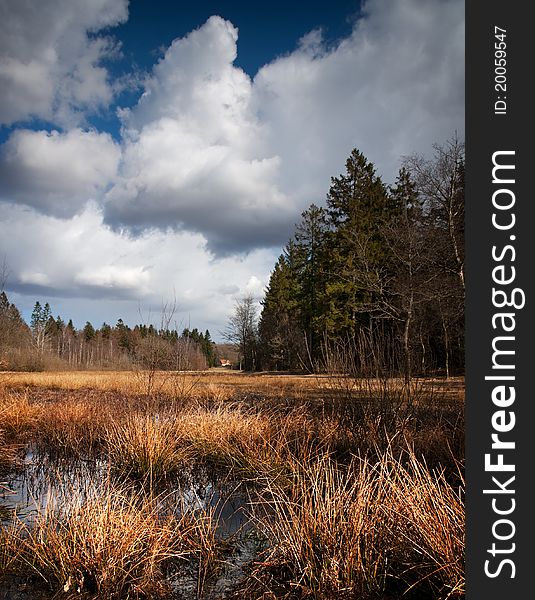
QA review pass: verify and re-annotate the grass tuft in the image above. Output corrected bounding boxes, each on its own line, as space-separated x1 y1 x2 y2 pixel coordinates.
0 482 221 599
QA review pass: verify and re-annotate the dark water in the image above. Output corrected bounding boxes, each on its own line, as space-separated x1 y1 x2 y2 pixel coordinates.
0 445 263 599
1 447 108 522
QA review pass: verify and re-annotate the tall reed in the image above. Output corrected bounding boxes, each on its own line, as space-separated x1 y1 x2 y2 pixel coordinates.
249 448 464 599
106 413 190 481
1 482 221 599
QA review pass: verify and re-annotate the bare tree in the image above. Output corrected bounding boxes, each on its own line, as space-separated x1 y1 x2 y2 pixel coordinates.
223 295 259 371
404 136 465 378
404 134 465 294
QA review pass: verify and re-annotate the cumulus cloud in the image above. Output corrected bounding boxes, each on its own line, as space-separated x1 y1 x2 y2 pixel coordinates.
0 128 120 217
251 0 464 200
0 0 128 126
0 0 464 332
105 16 295 253
0 202 274 332
1 1 464 255
102 1 464 253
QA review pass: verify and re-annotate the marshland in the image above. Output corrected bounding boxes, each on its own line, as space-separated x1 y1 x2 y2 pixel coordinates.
0 369 464 599
0 1 467 596
1 138 465 598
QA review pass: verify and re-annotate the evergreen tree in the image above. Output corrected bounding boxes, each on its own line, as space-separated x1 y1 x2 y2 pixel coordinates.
256 139 465 377
203 329 217 367
293 204 328 362
31 301 52 351
323 149 393 336
259 246 304 370
0 291 30 359
115 318 131 351
83 321 96 342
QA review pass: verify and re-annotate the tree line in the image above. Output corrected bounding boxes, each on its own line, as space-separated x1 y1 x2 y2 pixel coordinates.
2 136 464 378
0 295 218 371
227 136 464 378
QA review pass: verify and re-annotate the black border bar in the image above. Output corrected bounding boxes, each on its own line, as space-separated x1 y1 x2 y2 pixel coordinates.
466 2 533 597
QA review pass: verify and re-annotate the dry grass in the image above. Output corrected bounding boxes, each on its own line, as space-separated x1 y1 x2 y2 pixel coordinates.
0 387 40 440
0 369 314 400
0 370 465 599
248 448 464 600
385 450 465 597
3 369 466 403
0 482 221 599
106 413 192 481
105 403 318 486
250 455 392 598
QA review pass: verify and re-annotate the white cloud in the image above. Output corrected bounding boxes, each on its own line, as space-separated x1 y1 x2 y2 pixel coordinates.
103 1 464 253
0 0 128 126
19 271 50 286
251 0 464 195
0 128 120 217
0 203 274 335
105 15 294 253
0 0 464 333
74 265 150 292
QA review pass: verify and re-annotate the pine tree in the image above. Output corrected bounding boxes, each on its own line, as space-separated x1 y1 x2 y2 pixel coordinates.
83 321 96 342
294 204 328 362
323 149 393 337
115 318 131 351
203 329 217 367
0 291 30 358
31 301 52 352
259 248 304 370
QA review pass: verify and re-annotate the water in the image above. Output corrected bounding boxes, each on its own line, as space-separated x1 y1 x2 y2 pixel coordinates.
1 446 108 522
0 444 263 598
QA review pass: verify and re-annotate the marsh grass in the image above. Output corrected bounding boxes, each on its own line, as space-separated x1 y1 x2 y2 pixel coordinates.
247 448 464 600
104 402 317 485
0 388 39 441
0 371 465 599
249 455 392 599
0 430 20 471
106 414 191 482
37 398 109 458
385 450 465 598
0 481 222 599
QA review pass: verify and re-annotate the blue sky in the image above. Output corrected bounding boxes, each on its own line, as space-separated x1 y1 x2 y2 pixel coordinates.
0 0 464 339
1 0 362 144
118 1 361 76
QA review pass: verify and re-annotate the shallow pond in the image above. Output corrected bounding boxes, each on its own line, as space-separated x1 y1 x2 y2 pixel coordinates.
0 445 264 599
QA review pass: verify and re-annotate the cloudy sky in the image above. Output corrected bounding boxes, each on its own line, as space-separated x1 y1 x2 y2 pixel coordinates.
0 0 464 339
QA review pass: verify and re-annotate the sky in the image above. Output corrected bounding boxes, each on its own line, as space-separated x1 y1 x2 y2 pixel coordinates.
0 0 465 340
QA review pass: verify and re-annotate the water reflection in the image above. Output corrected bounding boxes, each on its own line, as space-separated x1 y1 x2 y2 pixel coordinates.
0 444 262 598
1 445 252 532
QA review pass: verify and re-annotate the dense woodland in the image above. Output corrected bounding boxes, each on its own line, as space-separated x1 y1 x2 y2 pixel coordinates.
1 136 464 378
0 294 218 371
228 136 465 378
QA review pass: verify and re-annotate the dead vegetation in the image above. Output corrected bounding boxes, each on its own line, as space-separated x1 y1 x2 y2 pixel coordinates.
0 370 464 599
1 482 221 599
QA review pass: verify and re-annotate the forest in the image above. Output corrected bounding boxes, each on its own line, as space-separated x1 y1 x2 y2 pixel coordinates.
0 294 218 372
1 136 464 381
0 137 466 600
233 136 464 378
